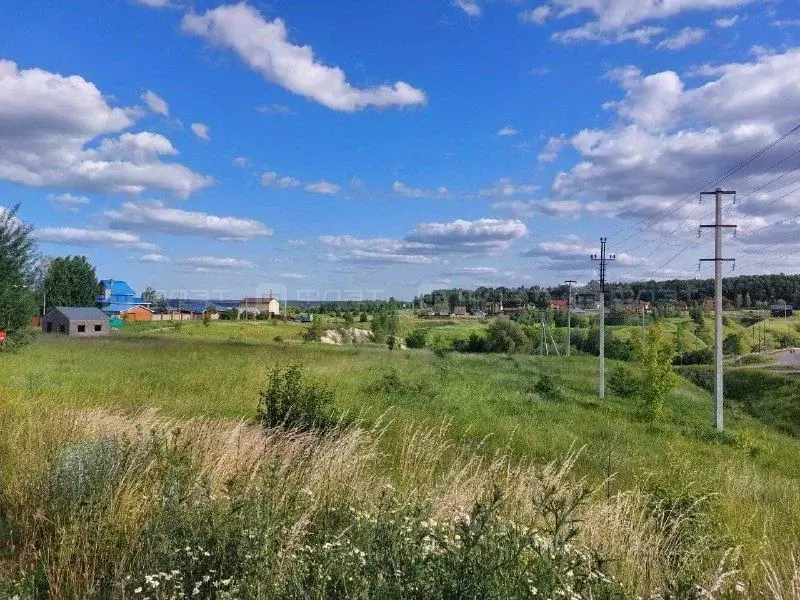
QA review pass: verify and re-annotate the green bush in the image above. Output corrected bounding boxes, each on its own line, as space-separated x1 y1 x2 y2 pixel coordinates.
722 332 746 356
533 374 563 400
451 332 488 353
405 328 428 349
486 316 529 354
609 365 639 398
257 365 338 431
674 347 713 366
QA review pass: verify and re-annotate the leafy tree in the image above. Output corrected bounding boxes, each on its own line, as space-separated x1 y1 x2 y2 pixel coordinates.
744 292 752 308
359 312 368 323
141 286 158 305
43 256 98 307
689 303 704 326
723 332 746 356
405 328 427 349
631 324 679 422
371 308 399 345
486 316 529 354
257 365 338 432
0 204 37 349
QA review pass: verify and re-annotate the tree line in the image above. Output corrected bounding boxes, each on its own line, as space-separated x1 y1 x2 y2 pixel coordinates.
415 274 800 311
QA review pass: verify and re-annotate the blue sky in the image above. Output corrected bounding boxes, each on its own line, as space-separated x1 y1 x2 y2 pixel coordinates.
2 0 799 300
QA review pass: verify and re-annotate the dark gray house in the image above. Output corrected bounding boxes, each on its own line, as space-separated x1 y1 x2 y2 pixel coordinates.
42 307 109 337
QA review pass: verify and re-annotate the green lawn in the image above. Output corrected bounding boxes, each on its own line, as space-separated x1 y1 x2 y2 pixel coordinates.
3 319 800 576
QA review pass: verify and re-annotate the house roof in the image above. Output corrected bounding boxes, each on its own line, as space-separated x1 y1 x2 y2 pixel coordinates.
241 296 277 304
52 307 108 320
99 279 136 297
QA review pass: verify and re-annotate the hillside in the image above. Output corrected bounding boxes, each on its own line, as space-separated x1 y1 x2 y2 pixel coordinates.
2 320 800 596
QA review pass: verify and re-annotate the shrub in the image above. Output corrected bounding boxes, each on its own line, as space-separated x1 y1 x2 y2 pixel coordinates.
273 335 284 343
676 347 713 365
405 328 428 349
451 332 488 353
257 365 338 431
722 332 746 356
486 316 529 354
609 365 639 398
533 374 563 400
632 324 679 422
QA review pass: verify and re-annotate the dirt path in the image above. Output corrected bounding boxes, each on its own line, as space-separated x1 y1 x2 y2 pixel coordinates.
776 349 800 371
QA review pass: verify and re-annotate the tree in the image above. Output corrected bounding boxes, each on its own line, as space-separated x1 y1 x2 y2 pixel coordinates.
486 316 529 354
154 295 169 314
631 324 679 422
43 256 98 307
0 204 37 349
141 286 158 305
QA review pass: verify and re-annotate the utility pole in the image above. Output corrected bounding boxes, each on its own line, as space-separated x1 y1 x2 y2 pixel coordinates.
700 188 736 430
591 238 615 399
565 280 576 357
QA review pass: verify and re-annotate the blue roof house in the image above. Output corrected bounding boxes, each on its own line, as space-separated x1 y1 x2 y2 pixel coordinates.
97 279 148 315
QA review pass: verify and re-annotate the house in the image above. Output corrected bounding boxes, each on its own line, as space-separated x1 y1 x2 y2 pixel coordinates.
771 304 794 317
471 310 487 318
97 279 148 315
297 314 314 323
452 306 467 317
239 295 280 317
42 307 109 337
120 305 153 322
485 301 503 315
547 299 568 310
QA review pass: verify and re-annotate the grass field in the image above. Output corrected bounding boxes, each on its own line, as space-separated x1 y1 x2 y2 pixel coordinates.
3 317 800 596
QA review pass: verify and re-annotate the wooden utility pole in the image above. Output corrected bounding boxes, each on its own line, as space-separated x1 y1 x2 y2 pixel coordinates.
700 188 736 430
591 238 615 399
565 280 576 357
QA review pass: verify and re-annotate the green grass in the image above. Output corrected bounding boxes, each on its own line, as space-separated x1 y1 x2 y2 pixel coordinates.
3 319 800 586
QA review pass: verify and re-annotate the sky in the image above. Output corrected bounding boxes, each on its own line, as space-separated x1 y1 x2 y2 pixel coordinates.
2 0 800 301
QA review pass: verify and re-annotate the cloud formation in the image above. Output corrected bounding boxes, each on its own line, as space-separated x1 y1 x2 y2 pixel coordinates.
179 256 256 270
0 60 212 197
181 4 426 112
37 227 158 251
106 200 273 240
190 122 210 140
141 90 169 115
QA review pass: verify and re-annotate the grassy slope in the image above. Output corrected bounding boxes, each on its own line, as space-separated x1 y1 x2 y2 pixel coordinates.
3 319 800 569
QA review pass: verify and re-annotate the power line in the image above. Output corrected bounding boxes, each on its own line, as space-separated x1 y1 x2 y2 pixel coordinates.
606 121 800 244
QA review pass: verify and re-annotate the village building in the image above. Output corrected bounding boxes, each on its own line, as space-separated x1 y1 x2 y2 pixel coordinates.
452 306 467 316
547 299 567 310
239 295 280 317
485 301 503 315
97 279 149 316
120 305 154 322
42 307 109 337
771 304 794 317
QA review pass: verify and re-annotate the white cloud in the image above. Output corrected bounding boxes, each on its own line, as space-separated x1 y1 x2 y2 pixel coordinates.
522 238 643 270
321 218 527 264
141 90 169 116
190 122 210 140
179 256 256 270
479 178 538 197
491 198 581 219
48 193 90 211
497 126 519 136
550 49 800 235
233 156 250 167
520 5 552 25
656 27 705 50
393 181 427 198
256 103 294 115
182 4 426 112
548 0 754 44
132 0 171 7
443 266 498 276
405 218 528 254
305 181 340 195
714 15 739 28
135 253 170 263
531 66 551 75
0 60 212 197
538 135 567 162
279 272 306 279
453 0 481 17
773 20 800 28
37 227 158 251
287 239 306 247
491 200 536 219
278 176 301 188
106 200 273 240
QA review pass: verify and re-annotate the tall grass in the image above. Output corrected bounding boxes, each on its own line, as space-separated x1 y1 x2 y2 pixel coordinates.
1 404 798 599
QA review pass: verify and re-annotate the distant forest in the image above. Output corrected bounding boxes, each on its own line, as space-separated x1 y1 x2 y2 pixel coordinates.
413 274 800 311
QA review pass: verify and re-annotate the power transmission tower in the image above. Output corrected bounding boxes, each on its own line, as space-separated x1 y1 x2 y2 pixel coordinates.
565 280 576 357
591 238 615 399
700 188 736 430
